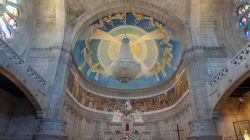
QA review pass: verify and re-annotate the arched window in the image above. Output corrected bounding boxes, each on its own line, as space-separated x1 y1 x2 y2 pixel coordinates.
0 0 20 39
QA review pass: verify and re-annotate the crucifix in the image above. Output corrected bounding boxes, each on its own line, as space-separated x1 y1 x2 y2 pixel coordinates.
173 124 184 140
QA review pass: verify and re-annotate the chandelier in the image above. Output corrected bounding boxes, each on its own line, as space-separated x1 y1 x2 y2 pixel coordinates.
110 37 141 83
110 0 141 83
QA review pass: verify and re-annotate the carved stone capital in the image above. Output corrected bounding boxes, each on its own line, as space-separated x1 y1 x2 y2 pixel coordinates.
34 119 67 140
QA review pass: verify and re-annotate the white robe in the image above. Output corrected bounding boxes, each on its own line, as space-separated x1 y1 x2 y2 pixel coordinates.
244 131 250 140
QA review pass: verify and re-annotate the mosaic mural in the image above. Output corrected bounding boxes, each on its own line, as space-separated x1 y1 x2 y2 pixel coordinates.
67 70 189 112
73 12 181 89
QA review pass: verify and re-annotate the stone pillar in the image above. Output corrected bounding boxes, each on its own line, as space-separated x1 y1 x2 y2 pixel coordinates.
184 48 222 140
35 47 70 139
34 119 67 140
46 49 70 118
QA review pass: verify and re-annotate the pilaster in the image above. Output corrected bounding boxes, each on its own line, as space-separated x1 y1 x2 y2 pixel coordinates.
184 47 221 139
185 47 209 119
38 48 70 139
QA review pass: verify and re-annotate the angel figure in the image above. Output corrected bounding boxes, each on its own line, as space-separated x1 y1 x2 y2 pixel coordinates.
163 54 172 68
244 130 250 140
164 47 173 58
133 12 145 25
148 17 156 29
95 19 107 30
103 15 114 26
115 13 126 23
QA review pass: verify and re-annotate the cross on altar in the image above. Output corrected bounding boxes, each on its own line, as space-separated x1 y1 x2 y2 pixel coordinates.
173 124 184 140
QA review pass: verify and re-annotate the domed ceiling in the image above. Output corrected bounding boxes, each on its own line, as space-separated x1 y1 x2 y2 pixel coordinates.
73 12 181 90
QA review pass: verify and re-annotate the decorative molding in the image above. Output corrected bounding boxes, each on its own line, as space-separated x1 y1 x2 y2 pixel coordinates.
30 46 61 51
0 41 48 89
209 44 250 88
0 40 48 112
62 89 192 122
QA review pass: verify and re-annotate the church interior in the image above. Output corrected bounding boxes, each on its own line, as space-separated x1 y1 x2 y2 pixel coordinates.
0 0 250 140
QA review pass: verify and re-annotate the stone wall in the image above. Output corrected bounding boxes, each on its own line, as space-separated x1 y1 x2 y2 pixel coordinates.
218 0 249 57
61 101 109 140
5 0 34 56
28 0 66 84
191 0 222 48
0 89 37 140
146 104 193 140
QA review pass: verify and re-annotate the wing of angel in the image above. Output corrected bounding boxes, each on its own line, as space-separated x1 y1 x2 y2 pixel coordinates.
89 27 120 45
133 25 175 46
134 30 165 44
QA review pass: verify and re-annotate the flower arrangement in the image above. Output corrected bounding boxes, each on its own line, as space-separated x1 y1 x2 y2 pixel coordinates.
134 128 140 134
122 133 131 139
115 128 122 134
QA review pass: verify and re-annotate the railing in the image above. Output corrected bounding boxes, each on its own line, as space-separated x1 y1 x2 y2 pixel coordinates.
208 44 250 110
0 40 47 90
208 44 250 90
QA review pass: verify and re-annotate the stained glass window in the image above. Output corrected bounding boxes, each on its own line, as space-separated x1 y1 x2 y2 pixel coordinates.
237 3 250 15
3 13 17 29
0 18 11 38
240 17 248 27
7 0 18 4
0 0 20 39
237 0 250 37
245 24 250 36
6 5 19 16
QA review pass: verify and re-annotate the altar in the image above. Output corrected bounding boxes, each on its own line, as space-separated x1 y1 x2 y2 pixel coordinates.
104 100 151 140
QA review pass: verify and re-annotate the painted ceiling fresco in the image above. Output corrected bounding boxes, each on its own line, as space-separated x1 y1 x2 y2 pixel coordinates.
73 12 181 90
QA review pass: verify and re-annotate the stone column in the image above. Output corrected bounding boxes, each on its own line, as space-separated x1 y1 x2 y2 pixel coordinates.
184 48 222 140
35 48 70 139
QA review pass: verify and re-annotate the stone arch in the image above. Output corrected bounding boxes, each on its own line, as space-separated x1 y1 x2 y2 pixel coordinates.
208 45 250 113
212 70 250 112
0 43 47 117
0 67 44 114
67 0 191 53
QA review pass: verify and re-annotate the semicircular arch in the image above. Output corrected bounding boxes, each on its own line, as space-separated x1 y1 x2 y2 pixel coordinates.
0 67 44 113
68 0 191 54
212 70 250 112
